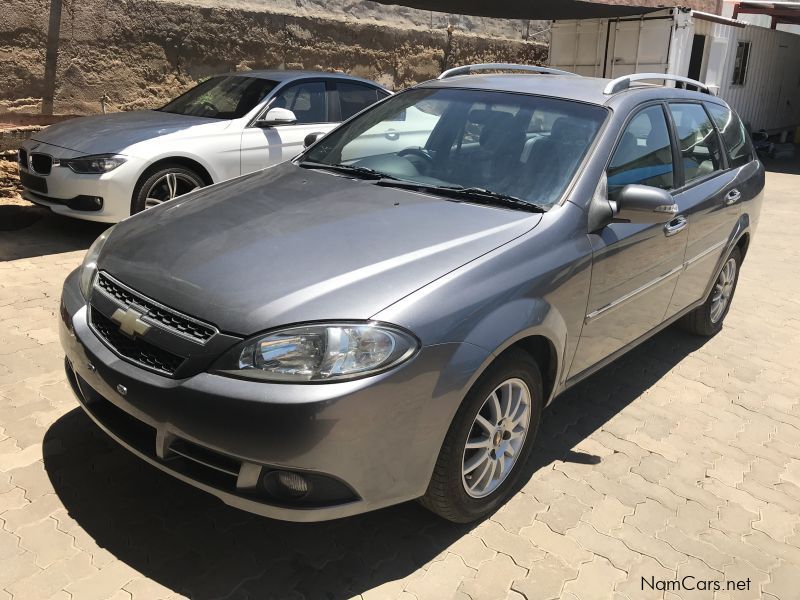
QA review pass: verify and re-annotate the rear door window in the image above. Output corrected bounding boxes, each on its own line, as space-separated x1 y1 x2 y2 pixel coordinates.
668 103 724 185
336 82 386 120
272 81 328 123
607 105 674 198
705 103 753 168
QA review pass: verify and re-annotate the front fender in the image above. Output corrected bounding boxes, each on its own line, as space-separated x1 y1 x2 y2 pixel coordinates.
456 298 567 405
373 202 592 407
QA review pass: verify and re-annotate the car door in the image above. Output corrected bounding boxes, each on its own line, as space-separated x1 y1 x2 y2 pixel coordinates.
240 79 335 174
665 102 744 316
569 103 688 377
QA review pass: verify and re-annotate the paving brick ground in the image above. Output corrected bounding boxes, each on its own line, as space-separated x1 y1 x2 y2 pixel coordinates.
1 169 799 600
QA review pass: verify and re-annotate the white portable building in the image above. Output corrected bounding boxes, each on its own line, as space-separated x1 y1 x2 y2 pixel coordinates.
549 7 800 133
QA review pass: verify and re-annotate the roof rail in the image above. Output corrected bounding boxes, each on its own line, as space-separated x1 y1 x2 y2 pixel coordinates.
437 63 575 80
604 73 714 95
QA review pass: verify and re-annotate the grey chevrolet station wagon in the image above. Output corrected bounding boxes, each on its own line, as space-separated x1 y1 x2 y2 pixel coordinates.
59 64 764 523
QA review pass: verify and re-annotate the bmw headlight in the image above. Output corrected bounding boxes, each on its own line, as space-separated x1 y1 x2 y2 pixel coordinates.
60 154 127 174
79 225 115 298
213 322 419 382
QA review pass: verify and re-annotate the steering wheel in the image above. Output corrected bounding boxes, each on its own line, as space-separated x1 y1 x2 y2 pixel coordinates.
200 100 219 114
398 147 435 164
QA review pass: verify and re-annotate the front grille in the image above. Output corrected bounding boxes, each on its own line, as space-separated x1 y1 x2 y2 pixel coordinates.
96 273 216 342
91 308 185 375
30 153 52 175
18 148 28 168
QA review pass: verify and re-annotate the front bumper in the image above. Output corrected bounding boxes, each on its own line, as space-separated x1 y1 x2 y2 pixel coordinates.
18 142 143 223
59 270 488 521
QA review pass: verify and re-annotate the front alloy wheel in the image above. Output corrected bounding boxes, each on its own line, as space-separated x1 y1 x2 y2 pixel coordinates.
144 172 201 209
131 164 205 215
462 378 531 498
420 349 543 522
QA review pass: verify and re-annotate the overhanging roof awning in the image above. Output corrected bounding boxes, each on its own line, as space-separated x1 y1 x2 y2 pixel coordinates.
373 0 663 20
733 1 800 27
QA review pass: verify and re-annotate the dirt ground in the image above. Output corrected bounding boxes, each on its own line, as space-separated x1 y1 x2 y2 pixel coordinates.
1 157 25 205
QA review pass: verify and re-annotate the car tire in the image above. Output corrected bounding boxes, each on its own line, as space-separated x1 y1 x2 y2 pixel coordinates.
420 349 543 523
131 164 206 215
680 246 742 337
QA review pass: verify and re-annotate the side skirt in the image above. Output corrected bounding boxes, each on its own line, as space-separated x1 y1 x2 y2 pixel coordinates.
557 296 705 396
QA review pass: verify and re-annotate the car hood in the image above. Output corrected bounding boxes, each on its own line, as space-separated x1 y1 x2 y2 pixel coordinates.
31 110 229 155
98 162 541 335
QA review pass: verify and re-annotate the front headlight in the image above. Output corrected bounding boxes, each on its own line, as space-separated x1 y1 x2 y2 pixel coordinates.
79 225 115 298
60 154 127 174
213 322 419 382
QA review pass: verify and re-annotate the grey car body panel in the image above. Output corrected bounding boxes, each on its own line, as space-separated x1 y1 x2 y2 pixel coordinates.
99 161 541 336
61 269 490 520
60 74 764 521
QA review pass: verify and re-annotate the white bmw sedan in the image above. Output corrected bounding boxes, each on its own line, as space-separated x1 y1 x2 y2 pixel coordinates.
17 71 391 222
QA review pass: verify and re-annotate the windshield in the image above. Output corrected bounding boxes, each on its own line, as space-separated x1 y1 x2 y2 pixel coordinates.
158 76 278 119
303 87 607 208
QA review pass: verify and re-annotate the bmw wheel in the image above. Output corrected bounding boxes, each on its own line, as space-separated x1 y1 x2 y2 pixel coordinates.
131 164 205 215
420 349 543 522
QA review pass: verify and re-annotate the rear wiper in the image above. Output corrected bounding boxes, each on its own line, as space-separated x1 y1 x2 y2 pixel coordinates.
375 180 546 213
298 161 393 181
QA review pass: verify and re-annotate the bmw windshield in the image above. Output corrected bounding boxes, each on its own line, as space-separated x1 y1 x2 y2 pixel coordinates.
158 76 277 119
301 87 607 209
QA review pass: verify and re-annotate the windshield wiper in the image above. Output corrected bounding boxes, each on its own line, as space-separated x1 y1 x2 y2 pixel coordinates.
375 180 546 213
298 161 394 181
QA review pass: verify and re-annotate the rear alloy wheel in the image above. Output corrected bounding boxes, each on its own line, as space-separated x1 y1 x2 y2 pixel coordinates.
420 349 543 522
131 165 205 215
680 246 742 336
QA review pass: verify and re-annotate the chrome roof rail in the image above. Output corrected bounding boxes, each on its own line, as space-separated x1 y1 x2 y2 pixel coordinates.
603 73 714 95
437 63 576 80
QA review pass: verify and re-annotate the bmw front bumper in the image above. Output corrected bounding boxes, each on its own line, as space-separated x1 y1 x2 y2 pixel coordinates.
59 269 487 521
18 141 143 223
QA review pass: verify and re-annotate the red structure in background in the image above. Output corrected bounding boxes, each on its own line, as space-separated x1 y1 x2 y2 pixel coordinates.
732 1 800 28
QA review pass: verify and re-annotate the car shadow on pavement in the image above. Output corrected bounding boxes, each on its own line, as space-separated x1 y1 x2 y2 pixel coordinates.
0 210 108 261
43 327 707 599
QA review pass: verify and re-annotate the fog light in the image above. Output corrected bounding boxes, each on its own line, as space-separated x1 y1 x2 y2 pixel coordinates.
67 195 104 212
262 470 310 499
277 471 309 496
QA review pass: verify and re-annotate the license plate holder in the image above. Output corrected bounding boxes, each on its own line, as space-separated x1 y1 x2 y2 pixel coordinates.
19 171 48 194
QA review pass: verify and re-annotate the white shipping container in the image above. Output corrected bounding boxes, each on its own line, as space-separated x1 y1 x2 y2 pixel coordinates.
549 8 800 133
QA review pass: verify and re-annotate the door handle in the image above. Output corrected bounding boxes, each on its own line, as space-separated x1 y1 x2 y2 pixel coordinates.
385 128 399 141
664 215 687 237
724 189 742 205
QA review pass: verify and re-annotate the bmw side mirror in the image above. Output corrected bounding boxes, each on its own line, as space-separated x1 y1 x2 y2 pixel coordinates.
303 132 325 147
257 107 297 127
611 185 678 224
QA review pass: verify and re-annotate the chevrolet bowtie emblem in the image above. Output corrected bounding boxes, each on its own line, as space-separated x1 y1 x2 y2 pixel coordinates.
110 307 151 339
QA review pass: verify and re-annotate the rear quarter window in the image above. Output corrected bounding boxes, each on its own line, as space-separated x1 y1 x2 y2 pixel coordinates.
706 103 753 168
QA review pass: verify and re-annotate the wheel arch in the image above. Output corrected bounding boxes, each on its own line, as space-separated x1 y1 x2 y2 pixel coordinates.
455 302 567 408
500 335 558 405
735 231 750 260
135 156 215 190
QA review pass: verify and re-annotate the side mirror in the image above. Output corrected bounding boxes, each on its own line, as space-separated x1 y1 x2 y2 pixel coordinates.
612 185 678 224
303 132 325 147
257 107 297 127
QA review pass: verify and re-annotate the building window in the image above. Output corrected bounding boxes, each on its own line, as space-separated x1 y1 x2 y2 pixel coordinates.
731 41 751 85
